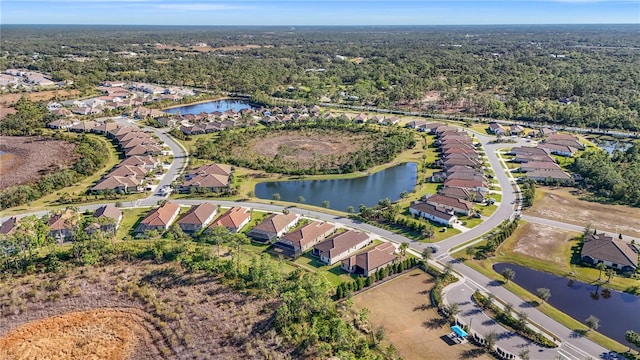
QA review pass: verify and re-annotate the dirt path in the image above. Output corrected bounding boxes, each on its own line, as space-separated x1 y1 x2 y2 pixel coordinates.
353 269 492 360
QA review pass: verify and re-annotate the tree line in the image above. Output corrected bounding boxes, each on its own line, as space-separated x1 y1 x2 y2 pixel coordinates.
572 143 640 207
2 25 638 131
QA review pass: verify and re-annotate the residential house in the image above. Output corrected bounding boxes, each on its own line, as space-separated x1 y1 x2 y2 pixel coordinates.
48 209 78 242
581 233 638 272
177 203 218 233
341 242 397 277
509 125 525 136
488 122 507 135
179 163 232 193
525 170 572 182
409 202 457 225
0 217 18 235
444 178 489 192
425 194 473 216
86 205 123 234
545 133 584 150
69 121 99 133
47 119 75 129
274 221 336 257
312 230 371 265
537 143 577 157
91 174 145 193
209 207 251 233
247 212 300 243
519 161 562 173
438 186 485 203
135 202 181 234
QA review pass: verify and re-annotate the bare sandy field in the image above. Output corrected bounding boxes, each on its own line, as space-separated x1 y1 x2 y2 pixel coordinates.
502 221 579 268
0 309 155 360
0 90 80 107
526 186 640 238
353 269 491 360
0 262 291 360
0 136 77 190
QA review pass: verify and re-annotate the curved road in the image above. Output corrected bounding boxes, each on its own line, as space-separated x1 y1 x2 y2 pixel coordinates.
0 120 624 359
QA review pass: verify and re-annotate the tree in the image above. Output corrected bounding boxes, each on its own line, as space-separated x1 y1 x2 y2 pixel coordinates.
484 331 497 351
536 288 551 303
272 193 281 201
501 267 515 284
443 302 460 322
585 315 600 331
321 200 330 208
625 330 640 351
516 311 529 330
399 242 409 257
374 325 386 345
346 205 355 213
465 246 475 258
421 248 432 264
297 196 305 203
596 262 606 280
605 268 615 283
518 349 530 360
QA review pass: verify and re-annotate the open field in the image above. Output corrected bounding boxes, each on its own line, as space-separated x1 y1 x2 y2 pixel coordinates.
0 261 291 360
0 308 157 360
499 221 579 268
352 269 492 360
0 89 81 107
0 136 77 190
526 186 640 238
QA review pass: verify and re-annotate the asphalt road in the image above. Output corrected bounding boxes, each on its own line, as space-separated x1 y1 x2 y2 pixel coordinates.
0 120 624 359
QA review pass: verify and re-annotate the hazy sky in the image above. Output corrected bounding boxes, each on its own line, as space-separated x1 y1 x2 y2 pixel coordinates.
3 0 639 25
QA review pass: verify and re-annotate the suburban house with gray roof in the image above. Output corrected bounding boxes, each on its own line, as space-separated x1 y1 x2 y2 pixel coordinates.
247 212 300 243
85 205 123 234
313 230 371 265
341 242 397 277
581 233 638 272
274 221 336 257
177 203 218 233
409 201 457 226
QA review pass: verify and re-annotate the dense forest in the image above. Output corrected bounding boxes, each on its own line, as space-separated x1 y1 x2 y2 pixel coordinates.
1 25 639 131
572 143 640 207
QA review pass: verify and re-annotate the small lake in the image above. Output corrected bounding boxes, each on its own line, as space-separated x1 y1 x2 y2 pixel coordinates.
493 263 639 345
255 162 417 211
164 99 255 115
595 140 633 155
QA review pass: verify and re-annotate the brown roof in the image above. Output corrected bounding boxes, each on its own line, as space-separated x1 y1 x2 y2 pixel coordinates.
250 212 299 234
0 217 18 235
426 194 473 212
582 233 638 269
119 155 158 168
140 202 180 227
438 186 485 201
520 161 562 171
92 174 142 191
510 146 548 156
177 203 217 226
210 207 250 230
93 205 122 222
314 230 370 259
281 221 335 249
342 242 397 273
182 173 229 188
48 209 77 231
444 178 487 189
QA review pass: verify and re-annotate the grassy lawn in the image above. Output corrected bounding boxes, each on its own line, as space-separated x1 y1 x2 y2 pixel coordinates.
488 193 502 203
116 207 151 239
475 204 498 217
293 253 355 286
460 216 483 229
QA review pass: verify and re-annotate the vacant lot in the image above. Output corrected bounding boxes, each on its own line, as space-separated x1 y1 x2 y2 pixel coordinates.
0 308 157 360
0 89 80 107
502 221 579 267
0 136 77 190
526 186 640 238
0 262 291 360
353 269 491 360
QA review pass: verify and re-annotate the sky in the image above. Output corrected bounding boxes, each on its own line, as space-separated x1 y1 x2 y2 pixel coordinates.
2 0 639 26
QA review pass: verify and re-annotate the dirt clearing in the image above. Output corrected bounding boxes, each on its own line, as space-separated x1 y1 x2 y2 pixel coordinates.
502 221 579 266
0 309 154 360
526 186 640 238
0 90 80 107
0 136 77 190
352 269 491 360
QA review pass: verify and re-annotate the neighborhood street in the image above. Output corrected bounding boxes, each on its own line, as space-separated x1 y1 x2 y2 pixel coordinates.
0 121 628 359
